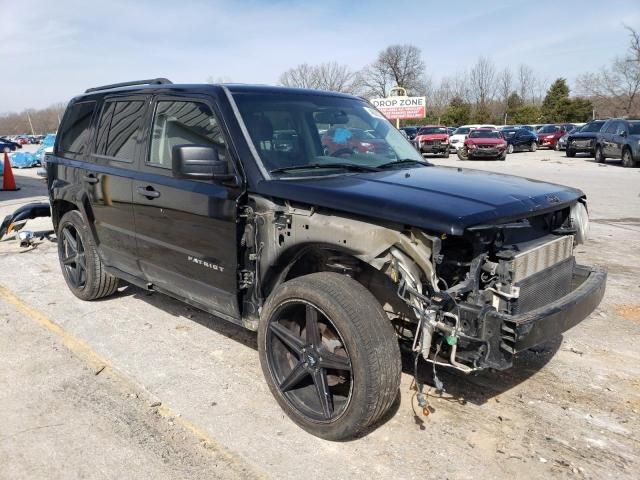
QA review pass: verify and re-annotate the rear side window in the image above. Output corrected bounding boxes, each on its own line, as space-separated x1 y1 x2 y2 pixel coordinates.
95 100 146 161
148 100 229 169
57 101 96 156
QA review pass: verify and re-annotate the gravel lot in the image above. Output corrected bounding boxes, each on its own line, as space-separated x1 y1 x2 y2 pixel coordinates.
1 146 639 479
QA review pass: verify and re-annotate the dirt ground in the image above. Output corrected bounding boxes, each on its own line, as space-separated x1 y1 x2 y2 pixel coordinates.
0 145 638 479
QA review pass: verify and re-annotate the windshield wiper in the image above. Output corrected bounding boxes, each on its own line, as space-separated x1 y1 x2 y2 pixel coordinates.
270 163 381 174
376 158 431 170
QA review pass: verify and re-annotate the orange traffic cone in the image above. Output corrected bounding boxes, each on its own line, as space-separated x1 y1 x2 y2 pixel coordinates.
1 151 20 191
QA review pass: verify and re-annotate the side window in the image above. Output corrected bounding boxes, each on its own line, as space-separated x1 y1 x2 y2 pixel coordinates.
604 121 617 134
615 122 627 136
57 101 96 157
149 100 229 169
95 100 146 161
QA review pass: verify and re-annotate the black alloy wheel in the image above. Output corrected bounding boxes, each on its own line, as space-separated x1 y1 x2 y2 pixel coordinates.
57 210 118 300
265 300 353 422
258 272 401 440
60 224 87 289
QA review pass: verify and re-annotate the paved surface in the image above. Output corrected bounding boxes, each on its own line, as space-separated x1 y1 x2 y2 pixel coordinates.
0 146 639 479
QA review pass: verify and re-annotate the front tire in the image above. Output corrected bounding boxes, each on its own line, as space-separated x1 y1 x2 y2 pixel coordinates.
507 144 514 154
258 272 401 440
566 148 576 158
443 149 450 158
529 141 538 152
622 147 635 167
57 210 119 301
457 148 470 160
595 145 605 163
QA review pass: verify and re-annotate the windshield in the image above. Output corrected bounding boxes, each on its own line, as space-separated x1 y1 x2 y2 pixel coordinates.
581 121 605 133
468 130 501 139
418 127 447 135
454 127 470 135
232 93 423 177
539 125 560 134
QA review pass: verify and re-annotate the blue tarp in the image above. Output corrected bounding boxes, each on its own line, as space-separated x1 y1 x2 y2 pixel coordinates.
9 151 40 168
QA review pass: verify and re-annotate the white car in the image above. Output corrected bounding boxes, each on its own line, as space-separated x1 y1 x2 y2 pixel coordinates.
449 124 497 151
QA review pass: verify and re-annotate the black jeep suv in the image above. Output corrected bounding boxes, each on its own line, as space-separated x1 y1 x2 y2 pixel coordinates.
47 79 606 440
594 118 640 167
566 120 606 158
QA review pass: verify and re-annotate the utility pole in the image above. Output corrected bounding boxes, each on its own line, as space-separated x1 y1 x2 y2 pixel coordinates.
26 111 35 135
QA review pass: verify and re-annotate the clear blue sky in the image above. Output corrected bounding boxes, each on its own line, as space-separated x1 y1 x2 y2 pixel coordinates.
1 0 639 112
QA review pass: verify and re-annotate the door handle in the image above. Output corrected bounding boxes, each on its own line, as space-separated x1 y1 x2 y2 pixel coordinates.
137 186 161 199
83 174 99 184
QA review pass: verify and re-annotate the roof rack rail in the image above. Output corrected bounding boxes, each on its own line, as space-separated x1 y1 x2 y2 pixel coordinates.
85 78 173 93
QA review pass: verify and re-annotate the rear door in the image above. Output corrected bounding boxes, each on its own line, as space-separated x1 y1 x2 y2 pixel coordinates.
611 121 628 159
84 97 148 276
132 96 243 319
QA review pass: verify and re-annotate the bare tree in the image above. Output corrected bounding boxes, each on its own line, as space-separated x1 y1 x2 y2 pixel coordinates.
360 44 427 97
469 57 496 106
0 102 66 135
517 64 535 103
279 62 360 94
279 64 320 90
576 26 640 116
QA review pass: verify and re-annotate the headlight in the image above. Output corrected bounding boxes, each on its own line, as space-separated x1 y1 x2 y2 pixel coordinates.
570 201 589 245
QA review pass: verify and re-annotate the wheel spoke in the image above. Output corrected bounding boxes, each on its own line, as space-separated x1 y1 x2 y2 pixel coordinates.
279 361 309 392
61 255 75 266
76 253 86 270
270 322 304 356
312 368 333 419
305 305 321 347
319 349 351 372
68 265 79 286
62 228 77 252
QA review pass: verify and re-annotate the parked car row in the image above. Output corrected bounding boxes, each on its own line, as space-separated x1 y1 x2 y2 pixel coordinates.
1 134 45 146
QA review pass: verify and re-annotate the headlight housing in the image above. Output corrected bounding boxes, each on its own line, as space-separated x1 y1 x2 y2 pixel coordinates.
570 201 589 245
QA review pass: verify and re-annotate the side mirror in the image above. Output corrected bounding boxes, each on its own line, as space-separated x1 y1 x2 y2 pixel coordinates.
620 130 627 137
172 145 234 181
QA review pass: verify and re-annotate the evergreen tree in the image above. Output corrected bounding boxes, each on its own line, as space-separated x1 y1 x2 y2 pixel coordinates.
441 96 471 126
542 78 571 122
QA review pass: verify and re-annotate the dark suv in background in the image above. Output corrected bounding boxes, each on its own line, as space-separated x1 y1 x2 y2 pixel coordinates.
45 78 606 440
566 120 606 157
594 118 640 167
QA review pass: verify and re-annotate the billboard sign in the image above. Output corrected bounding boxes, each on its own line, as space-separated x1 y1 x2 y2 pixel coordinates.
370 96 426 120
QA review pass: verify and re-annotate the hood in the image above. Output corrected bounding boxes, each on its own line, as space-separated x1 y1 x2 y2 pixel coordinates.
465 137 505 145
539 131 561 138
417 134 448 141
255 166 583 235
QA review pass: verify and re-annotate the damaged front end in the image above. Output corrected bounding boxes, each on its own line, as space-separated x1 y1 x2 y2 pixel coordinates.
243 196 606 374
395 201 606 372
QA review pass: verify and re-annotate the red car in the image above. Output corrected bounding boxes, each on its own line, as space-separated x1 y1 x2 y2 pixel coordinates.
537 124 572 149
322 127 391 156
457 128 507 160
414 125 450 157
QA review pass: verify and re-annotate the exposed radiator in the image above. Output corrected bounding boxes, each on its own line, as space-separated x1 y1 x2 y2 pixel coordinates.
509 235 574 283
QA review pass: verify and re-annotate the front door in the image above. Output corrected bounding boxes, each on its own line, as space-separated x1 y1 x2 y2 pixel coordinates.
132 97 242 319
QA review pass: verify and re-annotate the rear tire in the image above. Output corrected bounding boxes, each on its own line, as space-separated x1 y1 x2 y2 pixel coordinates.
507 144 514 154
258 272 401 440
57 210 119 301
595 145 605 163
